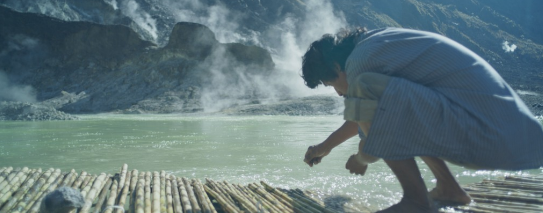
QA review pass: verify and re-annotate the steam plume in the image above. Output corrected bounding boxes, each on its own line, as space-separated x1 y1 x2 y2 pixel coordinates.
502 41 517 53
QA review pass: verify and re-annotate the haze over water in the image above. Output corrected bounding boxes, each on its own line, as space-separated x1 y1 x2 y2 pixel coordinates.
1 114 541 210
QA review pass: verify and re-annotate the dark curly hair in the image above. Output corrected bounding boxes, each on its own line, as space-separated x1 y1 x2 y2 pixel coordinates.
301 28 367 88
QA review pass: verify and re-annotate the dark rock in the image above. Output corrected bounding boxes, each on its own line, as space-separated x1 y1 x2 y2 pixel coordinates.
0 101 79 121
221 95 343 116
39 187 84 213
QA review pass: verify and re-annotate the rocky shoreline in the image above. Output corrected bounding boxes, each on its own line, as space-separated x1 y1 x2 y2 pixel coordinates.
2 93 541 121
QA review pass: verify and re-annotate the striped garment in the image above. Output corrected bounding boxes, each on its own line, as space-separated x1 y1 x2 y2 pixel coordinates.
343 28 543 170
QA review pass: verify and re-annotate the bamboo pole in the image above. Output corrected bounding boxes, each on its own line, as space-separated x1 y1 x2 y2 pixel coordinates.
161 171 167 213
171 177 183 213
93 176 113 213
248 183 300 213
0 167 23 196
157 171 166 213
506 176 543 184
166 175 174 213
20 168 57 212
152 171 161 213
119 164 128 194
473 197 543 212
222 186 258 213
206 179 234 205
195 179 216 213
0 168 41 212
236 184 280 213
145 171 152 213
0 166 13 186
130 169 140 193
192 179 213 213
9 169 51 212
183 177 202 213
103 179 119 213
80 174 98 198
80 173 108 213
116 170 132 213
284 189 332 213
177 177 192 213
130 171 142 213
0 167 29 202
135 174 146 213
72 171 88 189
61 169 78 187
27 168 63 213
468 191 543 204
203 185 239 213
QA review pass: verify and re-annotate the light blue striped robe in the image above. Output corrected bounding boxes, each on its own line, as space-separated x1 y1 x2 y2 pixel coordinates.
344 28 543 170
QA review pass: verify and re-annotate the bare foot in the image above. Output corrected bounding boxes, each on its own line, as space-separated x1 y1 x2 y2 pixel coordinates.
345 154 368 175
376 198 437 213
429 187 471 205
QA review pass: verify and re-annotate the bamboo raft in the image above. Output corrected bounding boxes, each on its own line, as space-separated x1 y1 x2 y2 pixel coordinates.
0 164 541 213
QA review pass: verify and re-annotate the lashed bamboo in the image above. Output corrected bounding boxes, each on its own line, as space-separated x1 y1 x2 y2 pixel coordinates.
203 185 239 213
469 191 543 204
206 179 235 205
472 197 543 212
204 180 237 211
243 183 285 213
506 176 543 184
93 176 114 213
130 169 140 193
9 169 51 212
176 177 192 213
144 171 152 213
0 167 24 196
80 174 98 198
0 167 29 203
161 170 167 213
0 166 13 186
218 181 256 212
19 168 55 212
103 179 119 213
284 189 330 213
171 177 183 213
274 186 332 213
0 168 41 212
248 183 294 213
80 173 108 213
152 171 161 213
235 183 281 213
130 171 142 213
196 179 216 213
183 177 202 213
27 169 63 213
466 185 542 197
119 164 128 194
60 169 78 187
482 179 543 191
116 171 132 213
135 174 146 213
192 179 213 213
166 175 174 213
221 185 258 213
72 171 88 189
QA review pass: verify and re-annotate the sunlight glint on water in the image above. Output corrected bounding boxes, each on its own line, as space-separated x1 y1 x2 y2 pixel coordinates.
0 114 541 210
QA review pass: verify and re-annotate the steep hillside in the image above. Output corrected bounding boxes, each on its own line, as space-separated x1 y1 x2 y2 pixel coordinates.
0 0 541 115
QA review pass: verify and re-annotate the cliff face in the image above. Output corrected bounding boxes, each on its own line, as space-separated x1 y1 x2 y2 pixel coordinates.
0 6 274 113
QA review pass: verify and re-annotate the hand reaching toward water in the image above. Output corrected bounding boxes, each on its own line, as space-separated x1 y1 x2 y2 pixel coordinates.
345 153 369 175
304 143 331 167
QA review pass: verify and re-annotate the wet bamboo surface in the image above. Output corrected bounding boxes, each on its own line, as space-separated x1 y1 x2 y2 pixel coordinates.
0 164 541 213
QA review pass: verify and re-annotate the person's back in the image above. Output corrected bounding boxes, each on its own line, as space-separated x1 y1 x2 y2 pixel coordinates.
346 28 543 169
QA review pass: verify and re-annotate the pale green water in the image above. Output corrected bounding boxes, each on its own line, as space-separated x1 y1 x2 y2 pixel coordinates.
0 115 541 211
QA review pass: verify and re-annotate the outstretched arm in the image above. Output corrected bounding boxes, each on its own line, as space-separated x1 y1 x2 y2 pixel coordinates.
304 121 359 167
